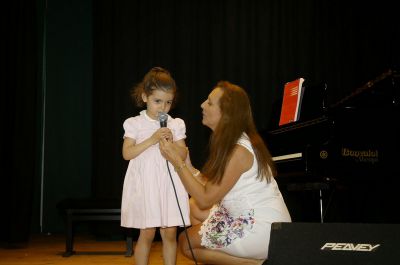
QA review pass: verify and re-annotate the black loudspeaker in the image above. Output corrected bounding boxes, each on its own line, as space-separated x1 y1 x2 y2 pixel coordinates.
264 222 400 265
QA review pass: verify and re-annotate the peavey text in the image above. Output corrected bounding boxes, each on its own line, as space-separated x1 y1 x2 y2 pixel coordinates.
321 243 380 252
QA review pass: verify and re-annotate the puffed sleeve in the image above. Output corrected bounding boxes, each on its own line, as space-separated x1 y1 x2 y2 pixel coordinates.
123 117 138 140
172 118 186 141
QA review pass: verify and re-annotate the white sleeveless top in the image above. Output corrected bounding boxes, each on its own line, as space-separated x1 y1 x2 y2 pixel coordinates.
199 133 291 259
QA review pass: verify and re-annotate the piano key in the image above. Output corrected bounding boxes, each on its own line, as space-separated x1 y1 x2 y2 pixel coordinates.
273 152 302 162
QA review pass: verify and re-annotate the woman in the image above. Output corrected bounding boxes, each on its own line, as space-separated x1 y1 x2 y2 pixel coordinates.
160 81 291 265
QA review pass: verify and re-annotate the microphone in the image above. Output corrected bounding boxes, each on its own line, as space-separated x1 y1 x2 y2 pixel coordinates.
158 112 168 127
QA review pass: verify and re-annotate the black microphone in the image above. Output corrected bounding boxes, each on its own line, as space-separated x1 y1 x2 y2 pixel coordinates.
158 112 168 127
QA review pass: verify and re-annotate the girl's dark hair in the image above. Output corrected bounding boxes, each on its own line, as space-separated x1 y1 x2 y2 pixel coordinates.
131 67 178 107
202 81 276 184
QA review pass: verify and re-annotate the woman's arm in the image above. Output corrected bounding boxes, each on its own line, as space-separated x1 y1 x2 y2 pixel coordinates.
185 152 207 186
197 145 252 208
172 139 188 161
160 139 253 209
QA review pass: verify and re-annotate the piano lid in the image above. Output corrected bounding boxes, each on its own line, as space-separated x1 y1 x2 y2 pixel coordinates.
329 68 399 110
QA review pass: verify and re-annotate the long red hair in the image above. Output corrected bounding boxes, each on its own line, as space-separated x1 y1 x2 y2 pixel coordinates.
202 81 276 184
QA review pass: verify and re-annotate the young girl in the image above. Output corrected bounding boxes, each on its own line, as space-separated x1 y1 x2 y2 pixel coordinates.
121 67 191 265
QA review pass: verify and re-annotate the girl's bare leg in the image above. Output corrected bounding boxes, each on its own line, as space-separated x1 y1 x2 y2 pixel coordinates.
134 228 156 265
160 226 178 265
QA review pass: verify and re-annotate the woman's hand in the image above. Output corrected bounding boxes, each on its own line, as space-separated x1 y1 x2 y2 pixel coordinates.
159 138 183 167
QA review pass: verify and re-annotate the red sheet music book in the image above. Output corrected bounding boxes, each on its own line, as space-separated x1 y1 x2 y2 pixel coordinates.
279 78 305 126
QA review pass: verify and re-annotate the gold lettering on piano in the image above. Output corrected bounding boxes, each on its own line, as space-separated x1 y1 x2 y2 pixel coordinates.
341 148 379 164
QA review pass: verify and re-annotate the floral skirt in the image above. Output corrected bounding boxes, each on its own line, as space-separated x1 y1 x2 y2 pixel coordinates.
199 203 255 249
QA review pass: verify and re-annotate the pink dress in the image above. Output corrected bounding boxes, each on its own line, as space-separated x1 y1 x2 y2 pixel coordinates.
121 110 190 229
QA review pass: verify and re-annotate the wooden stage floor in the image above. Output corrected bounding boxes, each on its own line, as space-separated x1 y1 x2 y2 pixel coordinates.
0 233 194 265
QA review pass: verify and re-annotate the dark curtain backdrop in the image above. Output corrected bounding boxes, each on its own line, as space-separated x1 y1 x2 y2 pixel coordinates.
2 0 38 244
92 0 399 200
3 0 93 242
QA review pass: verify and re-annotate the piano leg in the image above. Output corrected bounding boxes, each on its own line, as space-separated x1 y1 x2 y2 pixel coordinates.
319 189 324 223
285 181 330 223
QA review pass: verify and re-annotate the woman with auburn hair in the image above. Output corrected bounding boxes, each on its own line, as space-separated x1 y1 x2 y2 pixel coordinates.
160 81 291 264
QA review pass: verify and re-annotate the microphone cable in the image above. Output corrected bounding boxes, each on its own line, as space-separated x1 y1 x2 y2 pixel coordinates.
158 112 197 264
166 160 198 265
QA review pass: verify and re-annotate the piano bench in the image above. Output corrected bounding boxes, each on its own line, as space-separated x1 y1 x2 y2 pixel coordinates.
57 198 134 257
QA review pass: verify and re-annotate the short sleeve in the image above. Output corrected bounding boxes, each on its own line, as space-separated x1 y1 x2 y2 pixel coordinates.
172 118 186 141
123 117 138 140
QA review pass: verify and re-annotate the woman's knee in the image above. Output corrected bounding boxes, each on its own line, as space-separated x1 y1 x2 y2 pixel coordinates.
178 231 191 257
178 230 188 249
178 225 202 258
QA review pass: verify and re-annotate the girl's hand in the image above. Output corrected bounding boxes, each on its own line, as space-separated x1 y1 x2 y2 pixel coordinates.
150 128 172 144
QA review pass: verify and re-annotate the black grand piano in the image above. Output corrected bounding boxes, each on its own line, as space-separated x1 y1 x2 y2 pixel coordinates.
263 69 400 223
